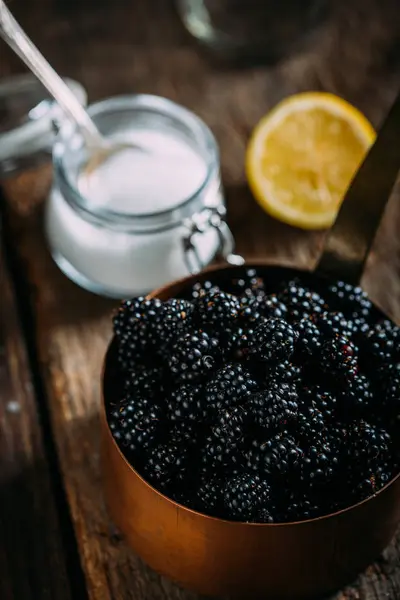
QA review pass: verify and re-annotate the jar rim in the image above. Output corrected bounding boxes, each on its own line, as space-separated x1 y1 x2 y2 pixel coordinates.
53 94 220 231
0 74 87 175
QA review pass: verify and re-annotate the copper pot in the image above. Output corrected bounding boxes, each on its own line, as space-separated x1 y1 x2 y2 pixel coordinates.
101 262 400 600
101 93 400 598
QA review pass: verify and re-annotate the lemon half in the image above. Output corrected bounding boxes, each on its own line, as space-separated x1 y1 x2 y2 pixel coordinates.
246 92 376 230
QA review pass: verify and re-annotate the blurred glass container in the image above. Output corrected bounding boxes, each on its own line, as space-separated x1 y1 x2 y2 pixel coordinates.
176 0 328 63
0 74 86 215
46 95 237 299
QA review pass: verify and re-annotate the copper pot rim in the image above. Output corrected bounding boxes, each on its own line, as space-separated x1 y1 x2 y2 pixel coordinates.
103 259 400 528
149 257 311 297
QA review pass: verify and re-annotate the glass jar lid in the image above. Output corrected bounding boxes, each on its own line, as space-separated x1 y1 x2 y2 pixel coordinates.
0 73 87 175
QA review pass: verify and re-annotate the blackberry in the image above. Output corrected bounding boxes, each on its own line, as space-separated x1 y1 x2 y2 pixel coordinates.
170 487 196 510
279 282 327 323
124 365 163 398
265 361 302 386
211 406 247 445
301 386 337 421
113 297 166 366
346 316 370 338
350 421 391 467
354 465 393 501
196 476 224 517
295 319 322 359
230 268 266 301
169 423 198 448
378 318 400 337
371 464 395 489
248 383 298 430
108 396 162 454
252 506 276 524
223 474 271 521
229 325 259 360
234 302 288 362
144 438 188 489
167 383 203 426
295 404 326 445
362 322 399 367
260 295 288 320
246 433 302 475
325 422 350 460
378 318 400 333
379 363 400 412
239 295 287 323
191 280 220 300
326 280 372 320
312 311 353 340
249 318 298 363
164 298 194 334
354 477 376 501
218 314 262 358
194 290 241 333
168 329 220 383
116 339 137 373
320 334 357 378
204 363 258 417
299 441 337 488
343 373 372 413
283 492 320 522
237 297 265 324
217 324 242 359
353 317 371 334
201 436 243 475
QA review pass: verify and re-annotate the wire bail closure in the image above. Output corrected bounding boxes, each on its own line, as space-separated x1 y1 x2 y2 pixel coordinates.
182 205 245 275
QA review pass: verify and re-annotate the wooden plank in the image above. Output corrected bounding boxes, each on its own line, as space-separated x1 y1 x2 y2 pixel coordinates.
1 0 400 598
0 223 75 600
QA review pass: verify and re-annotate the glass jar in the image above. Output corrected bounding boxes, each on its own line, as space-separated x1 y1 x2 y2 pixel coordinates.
46 94 242 299
176 0 329 63
0 74 86 214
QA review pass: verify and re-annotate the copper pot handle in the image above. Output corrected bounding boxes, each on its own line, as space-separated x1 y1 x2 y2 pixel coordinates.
316 90 400 285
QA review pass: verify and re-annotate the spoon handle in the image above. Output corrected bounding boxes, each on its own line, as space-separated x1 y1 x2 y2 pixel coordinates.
0 0 102 148
317 91 400 285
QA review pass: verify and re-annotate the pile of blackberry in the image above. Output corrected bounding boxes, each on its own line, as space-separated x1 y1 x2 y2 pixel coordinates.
107 269 400 523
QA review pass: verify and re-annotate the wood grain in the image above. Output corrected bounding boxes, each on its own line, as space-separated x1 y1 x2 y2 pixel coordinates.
2 0 400 598
0 226 73 600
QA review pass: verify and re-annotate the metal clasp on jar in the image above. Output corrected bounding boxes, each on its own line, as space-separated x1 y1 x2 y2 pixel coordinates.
182 205 244 274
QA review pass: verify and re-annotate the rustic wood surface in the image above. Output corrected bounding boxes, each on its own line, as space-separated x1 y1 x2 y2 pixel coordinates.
1 0 400 598
0 227 75 600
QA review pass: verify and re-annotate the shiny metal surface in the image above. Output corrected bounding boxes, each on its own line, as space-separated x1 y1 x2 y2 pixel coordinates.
101 263 400 600
0 0 100 148
317 90 400 285
182 205 244 274
0 1 143 165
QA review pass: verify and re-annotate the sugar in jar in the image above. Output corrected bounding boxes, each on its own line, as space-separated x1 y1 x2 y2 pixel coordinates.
46 94 240 298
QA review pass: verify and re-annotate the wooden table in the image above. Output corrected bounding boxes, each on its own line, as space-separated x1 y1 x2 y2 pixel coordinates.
1 0 400 598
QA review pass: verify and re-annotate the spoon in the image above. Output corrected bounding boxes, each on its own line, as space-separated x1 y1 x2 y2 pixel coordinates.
0 0 143 172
